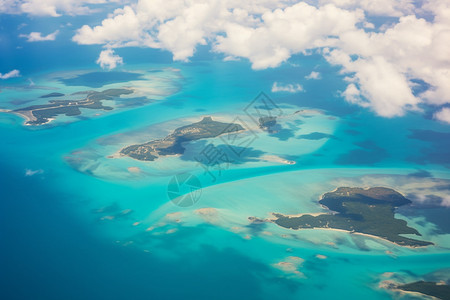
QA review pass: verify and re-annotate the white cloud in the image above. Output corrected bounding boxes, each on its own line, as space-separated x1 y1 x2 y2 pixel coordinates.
71 0 450 122
20 30 59 42
0 69 20 79
325 50 420 117
215 3 364 69
73 6 148 47
323 9 450 117
305 71 321 79
96 48 123 70
0 0 20 14
341 83 362 105
1 0 113 16
74 1 362 65
272 82 303 93
17 23 27 30
434 107 450 124
25 169 44 176
442 195 450 207
316 0 416 17
24 0 108 17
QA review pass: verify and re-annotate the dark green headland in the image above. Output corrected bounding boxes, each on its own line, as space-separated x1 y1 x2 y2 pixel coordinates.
397 281 450 300
272 187 433 247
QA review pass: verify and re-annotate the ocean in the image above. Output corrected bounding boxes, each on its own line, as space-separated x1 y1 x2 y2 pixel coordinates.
1 51 449 299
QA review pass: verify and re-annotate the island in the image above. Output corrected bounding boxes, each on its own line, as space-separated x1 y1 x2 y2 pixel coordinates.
120 117 245 161
13 88 133 125
40 92 65 98
397 281 450 300
259 116 277 132
270 187 433 247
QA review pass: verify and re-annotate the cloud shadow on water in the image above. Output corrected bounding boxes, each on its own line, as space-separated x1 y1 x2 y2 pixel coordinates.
407 170 433 178
408 129 450 167
127 224 303 298
297 132 335 140
269 127 296 141
115 96 152 108
181 140 266 165
59 71 144 88
335 140 388 165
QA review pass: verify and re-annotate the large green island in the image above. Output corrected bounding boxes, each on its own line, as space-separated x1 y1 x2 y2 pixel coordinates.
271 187 433 247
396 281 450 300
13 88 132 125
120 117 245 161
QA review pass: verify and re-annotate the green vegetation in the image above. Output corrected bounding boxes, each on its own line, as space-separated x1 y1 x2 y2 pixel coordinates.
14 88 132 125
40 92 65 98
397 281 450 300
86 88 133 101
121 117 245 161
272 187 433 247
258 116 277 131
320 187 411 212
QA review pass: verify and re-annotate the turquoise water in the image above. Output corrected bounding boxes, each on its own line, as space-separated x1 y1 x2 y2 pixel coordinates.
1 57 450 300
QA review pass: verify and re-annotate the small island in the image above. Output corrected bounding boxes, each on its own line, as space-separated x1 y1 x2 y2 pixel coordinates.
270 187 433 247
13 88 132 125
120 117 245 161
40 92 65 98
396 281 450 300
259 116 277 132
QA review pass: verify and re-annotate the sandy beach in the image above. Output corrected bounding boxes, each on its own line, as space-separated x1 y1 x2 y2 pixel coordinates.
282 226 427 249
260 155 296 165
8 110 34 125
267 212 325 221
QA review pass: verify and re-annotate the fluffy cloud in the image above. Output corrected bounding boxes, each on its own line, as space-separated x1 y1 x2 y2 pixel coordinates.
323 8 450 117
325 49 420 117
305 71 321 79
96 48 123 69
0 69 20 79
0 0 20 13
434 107 450 124
70 0 450 122
73 1 363 66
271 82 303 93
316 0 416 17
215 3 364 69
73 6 146 47
19 30 59 42
0 0 110 16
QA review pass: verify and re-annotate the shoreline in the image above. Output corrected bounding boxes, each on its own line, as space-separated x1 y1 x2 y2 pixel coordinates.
260 155 296 165
269 212 326 219
107 149 124 159
380 280 442 300
107 148 183 161
13 111 55 126
116 121 248 162
288 227 427 249
10 110 34 125
268 213 429 249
